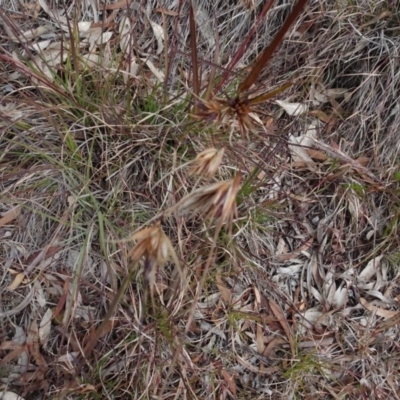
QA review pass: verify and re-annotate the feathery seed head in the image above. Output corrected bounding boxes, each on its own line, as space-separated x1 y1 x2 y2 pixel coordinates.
189 147 225 178
128 223 179 269
174 172 241 230
128 223 182 300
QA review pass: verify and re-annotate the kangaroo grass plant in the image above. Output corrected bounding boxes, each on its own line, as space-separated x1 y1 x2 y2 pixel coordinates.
2 0 400 398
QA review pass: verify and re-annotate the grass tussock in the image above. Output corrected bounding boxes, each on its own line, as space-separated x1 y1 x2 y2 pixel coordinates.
1 0 400 399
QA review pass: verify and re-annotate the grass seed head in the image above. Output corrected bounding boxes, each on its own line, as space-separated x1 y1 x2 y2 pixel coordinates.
194 97 255 137
174 172 241 230
129 223 180 270
128 223 182 303
189 147 225 178
192 98 230 123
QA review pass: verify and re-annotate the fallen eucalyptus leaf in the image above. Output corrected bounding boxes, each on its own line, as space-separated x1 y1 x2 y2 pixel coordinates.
276 100 309 116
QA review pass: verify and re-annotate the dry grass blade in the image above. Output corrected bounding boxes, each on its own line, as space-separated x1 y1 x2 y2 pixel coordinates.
248 81 294 105
238 0 309 94
189 1 200 114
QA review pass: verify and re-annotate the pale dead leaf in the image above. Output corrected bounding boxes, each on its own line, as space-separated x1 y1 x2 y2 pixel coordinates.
101 359 129 377
21 25 54 42
81 25 101 42
13 326 26 345
277 264 302 276
142 58 165 83
57 352 79 371
0 392 26 400
0 205 21 227
0 16 53 42
0 103 25 122
313 91 329 104
313 86 351 105
325 276 336 306
332 285 348 308
288 126 317 168
366 290 394 305
202 323 226 340
38 0 67 25
310 286 323 303
197 293 221 310
204 333 216 353
274 237 314 261
114 58 140 84
39 308 53 348
43 41 70 53
7 273 25 291
366 230 377 241
66 249 82 269
289 135 315 167
276 100 309 116
31 40 52 52
119 17 132 54
149 20 164 55
99 31 113 44
81 53 101 69
126 58 139 76
325 88 351 102
82 27 113 51
75 304 96 322
77 21 92 33
276 237 288 255
12 326 29 373
299 307 323 327
358 256 383 283
34 279 47 307
31 49 69 82
360 297 399 319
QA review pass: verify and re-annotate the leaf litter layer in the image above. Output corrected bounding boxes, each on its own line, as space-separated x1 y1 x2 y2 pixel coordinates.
1 0 400 399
